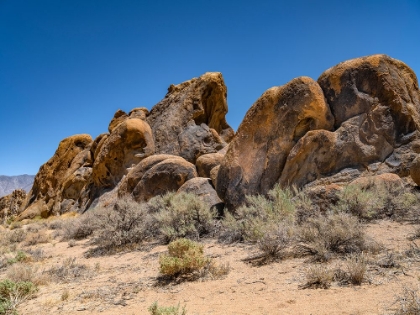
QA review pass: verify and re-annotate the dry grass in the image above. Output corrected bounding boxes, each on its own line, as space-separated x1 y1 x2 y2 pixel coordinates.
44 257 93 283
389 286 420 315
299 264 333 289
23 230 50 246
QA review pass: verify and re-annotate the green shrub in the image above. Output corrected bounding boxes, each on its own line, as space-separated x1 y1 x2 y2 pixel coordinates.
219 185 299 243
151 192 217 243
0 279 37 315
295 213 366 262
159 238 208 277
148 301 187 315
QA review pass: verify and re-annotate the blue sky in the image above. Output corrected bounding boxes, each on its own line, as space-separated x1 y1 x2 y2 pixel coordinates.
1 0 419 176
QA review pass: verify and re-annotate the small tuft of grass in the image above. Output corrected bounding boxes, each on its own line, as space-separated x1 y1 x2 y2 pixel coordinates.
299 265 333 289
0 279 37 314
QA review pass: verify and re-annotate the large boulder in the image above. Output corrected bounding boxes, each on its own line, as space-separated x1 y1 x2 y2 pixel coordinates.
147 72 234 162
118 154 197 202
196 152 225 178
92 113 155 191
0 189 27 219
19 134 93 219
280 55 420 187
217 77 334 209
177 177 224 213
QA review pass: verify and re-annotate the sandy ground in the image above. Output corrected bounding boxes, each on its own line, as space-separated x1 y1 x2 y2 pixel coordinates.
1 220 419 315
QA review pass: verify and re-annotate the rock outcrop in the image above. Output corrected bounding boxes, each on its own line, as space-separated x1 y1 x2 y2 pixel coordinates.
147 72 234 162
19 134 93 219
0 189 27 218
118 155 197 202
279 55 420 188
216 77 334 209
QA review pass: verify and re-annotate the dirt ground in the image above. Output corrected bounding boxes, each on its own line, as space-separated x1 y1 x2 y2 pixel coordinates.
1 220 419 315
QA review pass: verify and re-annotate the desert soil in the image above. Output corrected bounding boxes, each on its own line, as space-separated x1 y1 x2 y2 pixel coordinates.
2 220 420 315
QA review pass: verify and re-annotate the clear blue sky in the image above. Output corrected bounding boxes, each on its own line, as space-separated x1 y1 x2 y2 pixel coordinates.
1 0 419 176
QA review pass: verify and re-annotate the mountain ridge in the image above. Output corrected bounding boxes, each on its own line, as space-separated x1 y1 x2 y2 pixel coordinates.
0 175 35 197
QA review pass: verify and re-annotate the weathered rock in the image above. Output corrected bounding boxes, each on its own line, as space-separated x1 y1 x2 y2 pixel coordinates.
280 55 420 187
0 189 27 218
350 173 404 190
108 109 129 133
118 155 197 202
147 72 234 162
92 117 155 190
217 77 334 209
19 134 93 219
410 156 420 186
196 153 224 178
177 177 224 212
210 165 220 190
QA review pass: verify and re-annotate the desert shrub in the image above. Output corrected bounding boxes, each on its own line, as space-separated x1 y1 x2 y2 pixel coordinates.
87 197 155 253
148 301 187 315
6 263 46 286
334 253 368 285
335 181 418 221
159 238 208 278
295 213 366 262
23 230 50 246
219 185 299 243
0 279 37 315
391 286 420 315
2 229 26 245
59 213 95 241
299 265 333 289
151 192 217 243
7 251 28 265
45 257 91 283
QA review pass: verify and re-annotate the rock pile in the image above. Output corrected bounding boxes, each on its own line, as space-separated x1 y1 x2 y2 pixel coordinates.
17 55 420 218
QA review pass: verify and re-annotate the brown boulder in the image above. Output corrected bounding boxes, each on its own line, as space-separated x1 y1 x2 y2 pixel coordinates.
217 77 334 209
147 72 234 162
410 156 420 186
196 153 224 178
0 189 27 219
177 177 223 212
118 154 197 202
280 55 420 187
92 117 155 190
19 134 93 219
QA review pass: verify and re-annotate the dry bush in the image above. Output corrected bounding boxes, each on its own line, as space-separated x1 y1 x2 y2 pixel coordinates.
1 229 26 246
0 279 37 315
86 197 154 255
6 263 47 286
159 238 208 279
404 243 420 262
390 286 420 315
295 213 366 262
335 181 418 221
45 257 92 283
59 213 95 241
299 264 333 289
23 230 50 246
334 253 368 286
219 185 299 243
376 251 401 269
148 301 187 315
151 192 217 243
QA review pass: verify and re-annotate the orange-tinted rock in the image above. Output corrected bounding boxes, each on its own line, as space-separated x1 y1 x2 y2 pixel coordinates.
118 154 197 202
19 134 93 219
217 77 334 209
410 156 420 186
147 72 234 162
280 55 420 187
196 153 224 178
0 189 26 218
92 117 155 190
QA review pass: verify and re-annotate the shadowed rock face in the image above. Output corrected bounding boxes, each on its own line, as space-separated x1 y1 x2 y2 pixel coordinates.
19 134 93 219
280 55 420 188
216 77 334 210
147 72 234 162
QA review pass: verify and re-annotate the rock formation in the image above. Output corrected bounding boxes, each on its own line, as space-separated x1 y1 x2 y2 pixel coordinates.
0 189 27 219
147 72 234 162
18 56 420 217
216 77 334 209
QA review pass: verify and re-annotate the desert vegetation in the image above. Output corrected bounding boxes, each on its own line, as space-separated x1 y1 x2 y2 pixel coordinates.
0 179 419 314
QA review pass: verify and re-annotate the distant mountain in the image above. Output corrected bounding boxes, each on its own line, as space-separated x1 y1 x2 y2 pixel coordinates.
0 175 35 197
